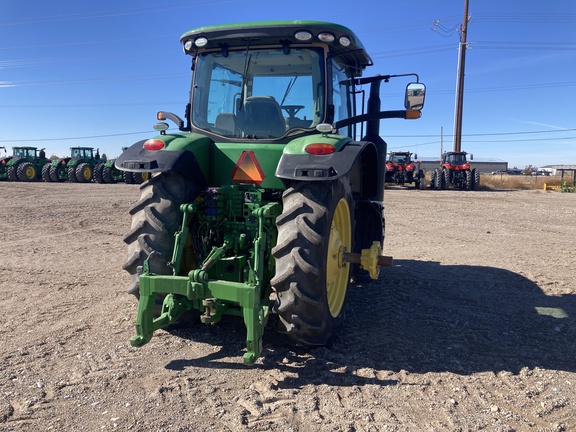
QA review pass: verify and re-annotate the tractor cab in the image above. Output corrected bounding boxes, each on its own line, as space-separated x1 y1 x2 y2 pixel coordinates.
442 151 471 169
387 151 415 167
70 147 95 161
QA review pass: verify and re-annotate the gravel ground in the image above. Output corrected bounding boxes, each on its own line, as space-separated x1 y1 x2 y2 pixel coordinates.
0 181 575 431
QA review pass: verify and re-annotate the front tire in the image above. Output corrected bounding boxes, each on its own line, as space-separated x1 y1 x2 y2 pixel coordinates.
271 178 353 346
17 162 36 181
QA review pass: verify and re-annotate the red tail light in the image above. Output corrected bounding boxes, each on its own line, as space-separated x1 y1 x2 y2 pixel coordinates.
305 143 335 155
143 139 165 151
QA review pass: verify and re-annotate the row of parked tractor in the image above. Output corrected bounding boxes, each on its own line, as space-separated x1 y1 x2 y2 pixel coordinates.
384 150 481 191
0 145 147 184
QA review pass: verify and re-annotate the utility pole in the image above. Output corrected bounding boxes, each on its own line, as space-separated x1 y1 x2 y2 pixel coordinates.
453 0 470 152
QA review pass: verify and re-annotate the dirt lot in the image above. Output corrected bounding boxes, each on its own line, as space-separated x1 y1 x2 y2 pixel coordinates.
1 182 575 431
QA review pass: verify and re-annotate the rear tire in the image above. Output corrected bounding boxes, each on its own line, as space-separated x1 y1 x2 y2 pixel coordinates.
417 169 426 189
102 166 116 183
465 170 472 190
93 164 105 183
473 168 480 190
123 171 135 184
433 169 442 190
76 163 92 183
7 166 18 181
271 178 353 346
41 163 52 182
122 172 201 297
50 165 66 182
132 172 149 184
67 167 78 182
442 168 450 190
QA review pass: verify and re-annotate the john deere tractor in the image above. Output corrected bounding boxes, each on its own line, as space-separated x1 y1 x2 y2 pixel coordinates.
385 151 425 189
116 20 426 365
43 147 102 182
0 146 49 181
430 151 480 190
94 147 149 184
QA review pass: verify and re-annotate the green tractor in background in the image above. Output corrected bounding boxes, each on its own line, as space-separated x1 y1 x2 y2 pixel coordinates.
94 148 149 184
0 146 49 181
116 20 426 365
43 146 103 182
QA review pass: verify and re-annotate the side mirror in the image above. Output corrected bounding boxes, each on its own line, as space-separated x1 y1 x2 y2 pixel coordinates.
404 83 426 111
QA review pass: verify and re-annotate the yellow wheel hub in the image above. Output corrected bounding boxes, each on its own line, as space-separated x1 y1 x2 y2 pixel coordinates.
25 166 36 179
82 167 92 181
326 198 351 317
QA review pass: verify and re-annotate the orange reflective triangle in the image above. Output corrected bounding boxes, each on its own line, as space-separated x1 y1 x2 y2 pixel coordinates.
231 150 266 185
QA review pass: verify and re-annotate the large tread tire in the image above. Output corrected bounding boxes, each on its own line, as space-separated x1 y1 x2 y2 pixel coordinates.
271 178 353 346
433 169 442 190
17 162 36 181
102 166 116 184
76 163 92 183
122 172 201 297
41 163 52 182
7 166 18 181
123 171 135 184
442 168 450 190
131 172 149 184
67 166 78 182
473 168 481 191
417 169 426 190
93 164 105 184
465 170 472 190
50 165 66 182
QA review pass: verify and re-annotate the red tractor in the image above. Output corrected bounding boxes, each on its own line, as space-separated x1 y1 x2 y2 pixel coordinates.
430 151 480 190
385 151 426 189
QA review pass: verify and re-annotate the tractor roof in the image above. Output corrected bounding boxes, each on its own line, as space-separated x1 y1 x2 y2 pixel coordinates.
180 20 373 76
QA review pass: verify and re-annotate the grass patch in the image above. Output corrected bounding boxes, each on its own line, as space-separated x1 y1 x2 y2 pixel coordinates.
480 174 562 191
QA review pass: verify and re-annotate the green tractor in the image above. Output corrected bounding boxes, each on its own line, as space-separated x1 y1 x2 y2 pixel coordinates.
43 147 102 182
0 146 49 182
116 20 426 365
94 148 149 184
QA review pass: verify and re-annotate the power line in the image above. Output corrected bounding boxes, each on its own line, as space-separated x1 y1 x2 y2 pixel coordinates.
0 131 154 143
3 127 575 144
0 0 243 27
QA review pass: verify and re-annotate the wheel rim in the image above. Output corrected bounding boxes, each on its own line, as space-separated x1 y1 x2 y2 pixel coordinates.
25 166 36 179
82 166 92 180
141 172 150 182
326 197 352 318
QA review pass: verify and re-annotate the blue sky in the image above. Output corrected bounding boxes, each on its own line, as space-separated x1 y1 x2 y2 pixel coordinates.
1 0 575 169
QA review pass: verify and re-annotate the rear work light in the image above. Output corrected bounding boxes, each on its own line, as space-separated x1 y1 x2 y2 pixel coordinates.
143 139 165 151
305 143 335 155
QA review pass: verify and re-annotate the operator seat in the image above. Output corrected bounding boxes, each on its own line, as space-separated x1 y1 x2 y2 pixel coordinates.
242 96 286 138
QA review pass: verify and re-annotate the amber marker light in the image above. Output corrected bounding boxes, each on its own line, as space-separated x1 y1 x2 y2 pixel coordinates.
406 110 422 119
305 143 335 155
